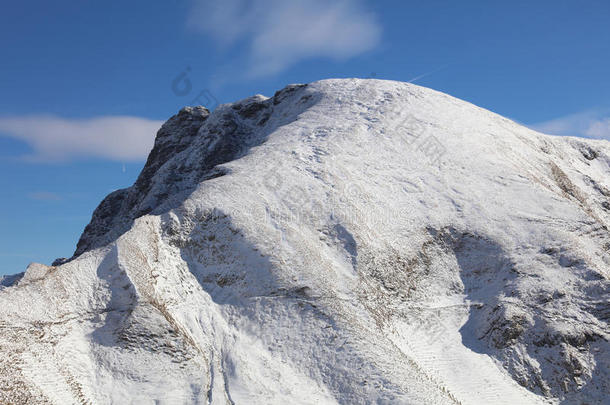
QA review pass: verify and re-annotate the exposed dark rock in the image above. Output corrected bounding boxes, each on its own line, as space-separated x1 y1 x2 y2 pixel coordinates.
71 84 310 260
273 84 307 105
51 257 69 266
73 107 210 258
577 143 599 161
0 273 24 289
134 106 210 198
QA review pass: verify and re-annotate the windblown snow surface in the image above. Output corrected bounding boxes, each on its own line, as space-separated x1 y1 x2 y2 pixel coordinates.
0 79 609 404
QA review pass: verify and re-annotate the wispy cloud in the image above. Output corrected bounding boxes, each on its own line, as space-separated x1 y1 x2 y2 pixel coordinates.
187 0 381 77
27 191 62 201
0 115 163 162
530 109 610 141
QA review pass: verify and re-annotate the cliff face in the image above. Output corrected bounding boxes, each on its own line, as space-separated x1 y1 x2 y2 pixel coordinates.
1 79 609 404
71 85 310 260
71 105 211 259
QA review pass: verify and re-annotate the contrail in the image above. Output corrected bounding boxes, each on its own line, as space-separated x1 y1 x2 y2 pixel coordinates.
407 64 450 83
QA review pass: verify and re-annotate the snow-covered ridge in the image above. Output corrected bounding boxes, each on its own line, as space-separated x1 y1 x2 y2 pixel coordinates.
63 84 311 262
1 79 609 404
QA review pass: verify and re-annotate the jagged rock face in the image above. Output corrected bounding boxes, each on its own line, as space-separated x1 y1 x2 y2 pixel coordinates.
72 85 310 260
1 79 609 404
73 106 211 258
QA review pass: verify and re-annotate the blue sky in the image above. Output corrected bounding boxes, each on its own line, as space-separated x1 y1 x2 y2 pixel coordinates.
1 0 609 275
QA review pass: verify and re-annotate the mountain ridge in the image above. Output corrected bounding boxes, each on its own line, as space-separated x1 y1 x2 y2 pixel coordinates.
1 79 609 404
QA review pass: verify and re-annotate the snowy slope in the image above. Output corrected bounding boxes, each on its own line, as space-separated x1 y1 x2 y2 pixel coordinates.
0 79 609 404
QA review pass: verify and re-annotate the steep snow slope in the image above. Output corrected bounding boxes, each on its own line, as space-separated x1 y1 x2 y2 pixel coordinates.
1 79 609 404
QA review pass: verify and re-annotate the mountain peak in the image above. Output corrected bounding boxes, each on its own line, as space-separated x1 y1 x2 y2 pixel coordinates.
1 79 609 404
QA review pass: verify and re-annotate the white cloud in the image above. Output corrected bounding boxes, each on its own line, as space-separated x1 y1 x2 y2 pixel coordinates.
187 0 381 77
531 109 610 141
0 115 163 162
586 118 610 139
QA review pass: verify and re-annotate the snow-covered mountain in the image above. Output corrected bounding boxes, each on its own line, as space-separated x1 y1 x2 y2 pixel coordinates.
1 79 608 404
